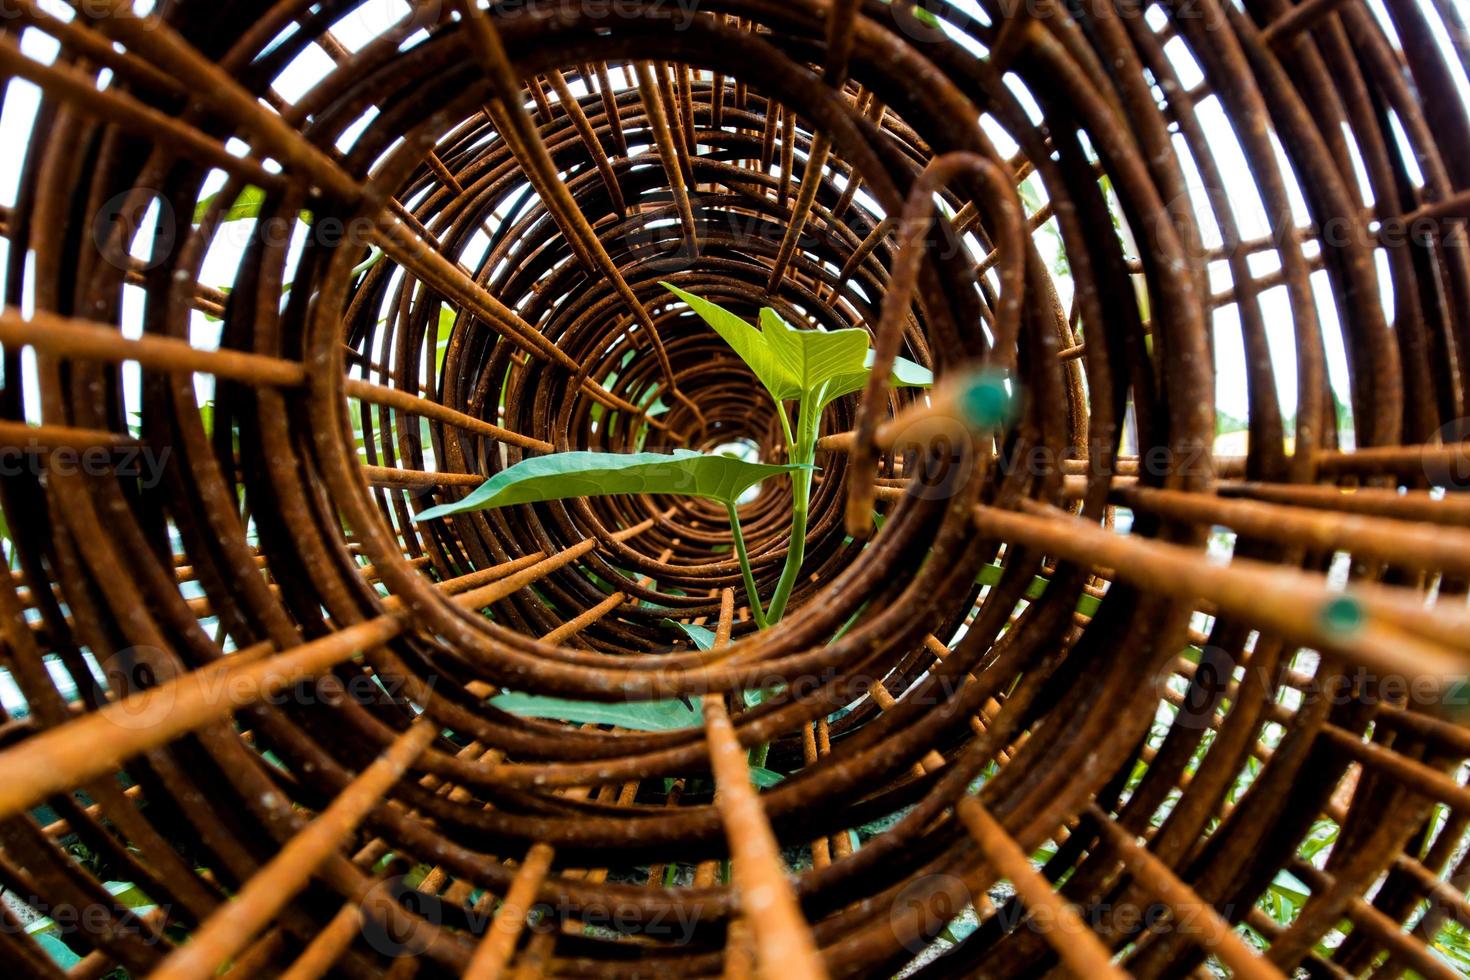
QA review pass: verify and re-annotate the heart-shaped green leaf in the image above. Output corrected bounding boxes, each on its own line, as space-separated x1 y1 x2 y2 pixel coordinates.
758 308 872 409
663 284 932 415
413 450 805 522
661 282 800 402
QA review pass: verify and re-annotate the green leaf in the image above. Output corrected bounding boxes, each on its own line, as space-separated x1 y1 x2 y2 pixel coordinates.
105 881 155 911
27 881 155 939
758 307 870 410
193 185 313 225
1271 869 1311 900
662 282 800 402
491 692 700 731
436 305 456 374
669 621 717 650
750 767 783 788
664 285 931 414
872 350 934 388
798 349 934 411
973 560 1102 617
413 450 805 522
32 934 81 969
194 185 266 224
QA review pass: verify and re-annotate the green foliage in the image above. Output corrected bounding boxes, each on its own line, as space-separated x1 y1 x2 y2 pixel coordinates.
662 285 931 624
0 503 11 570
1435 920 1470 973
975 560 1102 617
483 692 783 788
911 6 942 29
414 450 806 522
436 305 456 374
749 767 783 788
490 692 702 731
1260 870 1311 927
33 934 82 969
1216 408 1248 436
662 282 801 404
757 306 872 409
420 285 943 698
26 880 155 959
665 622 779 709
201 286 232 324
193 185 313 225
669 621 717 650
194 185 267 223
874 348 934 388
662 282 932 413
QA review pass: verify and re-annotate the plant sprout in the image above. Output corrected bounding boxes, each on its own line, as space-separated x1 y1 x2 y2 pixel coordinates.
414 284 936 631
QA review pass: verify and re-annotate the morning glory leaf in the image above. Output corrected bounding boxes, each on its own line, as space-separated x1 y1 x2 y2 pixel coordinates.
872 349 934 388
814 350 934 408
662 282 800 402
490 692 701 731
669 621 717 650
758 308 870 406
664 287 933 414
414 450 806 522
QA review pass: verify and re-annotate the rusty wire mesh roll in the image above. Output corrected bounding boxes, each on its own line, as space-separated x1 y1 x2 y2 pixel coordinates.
0 0 1469 976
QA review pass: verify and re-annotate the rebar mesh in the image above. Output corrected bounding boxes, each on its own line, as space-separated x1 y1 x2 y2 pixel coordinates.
0 0 1468 976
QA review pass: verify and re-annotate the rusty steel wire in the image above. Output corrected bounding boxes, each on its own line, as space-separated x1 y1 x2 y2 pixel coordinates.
0 0 1469 976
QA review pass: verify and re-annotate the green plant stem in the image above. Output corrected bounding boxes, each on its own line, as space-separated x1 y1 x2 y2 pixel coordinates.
741 398 816 769
749 741 772 769
764 394 817 624
763 468 809 623
284 247 381 298
776 402 796 453
725 503 768 629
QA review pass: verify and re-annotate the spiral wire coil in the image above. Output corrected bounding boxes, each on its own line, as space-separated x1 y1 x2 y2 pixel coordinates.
0 0 1469 976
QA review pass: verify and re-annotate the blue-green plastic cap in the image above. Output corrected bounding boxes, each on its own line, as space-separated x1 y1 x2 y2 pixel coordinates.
958 372 1012 429
1318 595 1364 636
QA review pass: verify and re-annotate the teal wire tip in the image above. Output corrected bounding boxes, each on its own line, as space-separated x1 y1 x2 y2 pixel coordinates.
958 371 1012 429
1319 595 1364 635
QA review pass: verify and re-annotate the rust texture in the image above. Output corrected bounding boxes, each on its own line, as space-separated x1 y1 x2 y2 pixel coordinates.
0 0 1467 976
